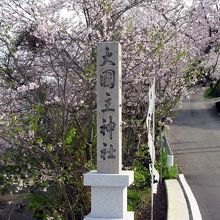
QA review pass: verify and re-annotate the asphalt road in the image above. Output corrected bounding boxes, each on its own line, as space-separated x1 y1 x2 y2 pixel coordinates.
167 87 220 220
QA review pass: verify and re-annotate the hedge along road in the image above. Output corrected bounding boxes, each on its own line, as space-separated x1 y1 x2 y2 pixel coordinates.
167 86 220 220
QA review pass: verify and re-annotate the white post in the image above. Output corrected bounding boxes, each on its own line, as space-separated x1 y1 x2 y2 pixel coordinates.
84 42 134 220
151 77 155 220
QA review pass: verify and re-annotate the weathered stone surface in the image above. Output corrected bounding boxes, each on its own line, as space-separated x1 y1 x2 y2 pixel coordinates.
84 212 134 220
83 171 134 220
84 170 134 187
96 42 122 174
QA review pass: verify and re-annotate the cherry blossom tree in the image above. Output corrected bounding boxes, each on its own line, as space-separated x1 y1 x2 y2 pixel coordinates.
0 0 219 218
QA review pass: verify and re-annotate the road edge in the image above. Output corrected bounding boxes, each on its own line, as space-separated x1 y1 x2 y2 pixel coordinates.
179 174 202 220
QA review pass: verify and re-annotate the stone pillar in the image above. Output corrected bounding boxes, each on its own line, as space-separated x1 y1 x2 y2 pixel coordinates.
96 42 122 174
83 42 134 220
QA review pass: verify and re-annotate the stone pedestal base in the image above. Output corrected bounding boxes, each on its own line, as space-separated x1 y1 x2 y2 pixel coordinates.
84 211 134 220
84 170 134 220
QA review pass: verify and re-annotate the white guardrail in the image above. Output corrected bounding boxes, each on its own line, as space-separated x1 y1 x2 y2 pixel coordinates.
163 135 174 167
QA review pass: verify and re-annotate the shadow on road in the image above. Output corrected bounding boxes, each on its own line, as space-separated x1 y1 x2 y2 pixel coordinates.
171 106 220 130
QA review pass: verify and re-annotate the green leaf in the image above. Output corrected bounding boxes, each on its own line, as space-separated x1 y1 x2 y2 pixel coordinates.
65 128 77 145
46 144 53 152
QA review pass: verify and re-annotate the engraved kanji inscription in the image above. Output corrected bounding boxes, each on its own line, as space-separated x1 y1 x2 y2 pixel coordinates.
100 70 115 89
100 143 116 160
100 143 107 160
97 42 122 173
100 47 116 66
101 92 115 113
100 116 116 140
107 144 116 159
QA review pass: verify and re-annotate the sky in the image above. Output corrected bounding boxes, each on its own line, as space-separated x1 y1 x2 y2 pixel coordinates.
185 0 193 6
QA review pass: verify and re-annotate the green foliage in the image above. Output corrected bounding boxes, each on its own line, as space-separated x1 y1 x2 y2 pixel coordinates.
204 80 220 98
100 0 113 14
156 148 179 179
204 87 215 98
171 50 188 65
128 187 150 213
65 128 77 145
127 144 151 217
0 104 92 219
128 157 151 217
213 80 220 97
129 144 151 188
29 193 49 219
85 63 96 81
133 160 151 188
